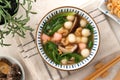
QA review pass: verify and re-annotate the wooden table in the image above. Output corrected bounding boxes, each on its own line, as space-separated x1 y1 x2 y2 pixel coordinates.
0 0 120 80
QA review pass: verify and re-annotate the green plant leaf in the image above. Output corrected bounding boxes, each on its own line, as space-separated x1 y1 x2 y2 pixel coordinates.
0 0 36 46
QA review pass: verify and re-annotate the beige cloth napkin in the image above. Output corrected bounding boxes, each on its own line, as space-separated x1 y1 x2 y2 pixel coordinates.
15 1 120 80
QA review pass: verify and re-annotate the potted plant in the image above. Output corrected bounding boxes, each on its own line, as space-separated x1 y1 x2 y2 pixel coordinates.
0 0 36 46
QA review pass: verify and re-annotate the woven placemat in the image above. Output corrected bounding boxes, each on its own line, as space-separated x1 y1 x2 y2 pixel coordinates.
15 1 120 80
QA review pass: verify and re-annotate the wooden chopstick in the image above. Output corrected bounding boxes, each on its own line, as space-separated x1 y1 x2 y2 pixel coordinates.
84 55 120 80
114 69 120 80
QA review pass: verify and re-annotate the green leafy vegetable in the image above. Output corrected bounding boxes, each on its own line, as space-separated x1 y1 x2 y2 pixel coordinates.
86 23 94 33
60 53 84 63
53 12 76 19
43 12 75 36
43 41 60 64
88 41 93 49
43 16 66 36
86 23 94 49
43 41 84 64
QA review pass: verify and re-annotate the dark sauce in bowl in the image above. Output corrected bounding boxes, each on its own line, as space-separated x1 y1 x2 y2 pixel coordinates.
0 58 22 80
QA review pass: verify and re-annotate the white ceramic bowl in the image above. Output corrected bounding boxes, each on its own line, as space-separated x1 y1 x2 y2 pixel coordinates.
0 56 25 80
36 6 100 71
98 0 120 24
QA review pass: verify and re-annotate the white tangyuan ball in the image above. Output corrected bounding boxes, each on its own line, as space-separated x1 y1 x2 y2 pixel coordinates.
66 15 75 21
82 29 91 37
81 37 88 43
76 37 81 43
81 49 90 57
64 21 73 29
68 33 76 43
80 19 87 27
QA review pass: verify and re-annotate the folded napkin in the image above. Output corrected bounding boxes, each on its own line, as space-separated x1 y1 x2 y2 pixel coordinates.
15 1 120 80
63 52 120 80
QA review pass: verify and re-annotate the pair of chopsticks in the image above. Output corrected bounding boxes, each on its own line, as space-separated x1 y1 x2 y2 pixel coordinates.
114 69 120 80
84 55 120 80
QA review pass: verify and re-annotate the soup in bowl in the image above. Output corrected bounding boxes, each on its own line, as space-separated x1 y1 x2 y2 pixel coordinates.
36 6 100 70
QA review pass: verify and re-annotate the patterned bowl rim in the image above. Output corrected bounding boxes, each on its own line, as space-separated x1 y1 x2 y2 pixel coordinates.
35 6 100 71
